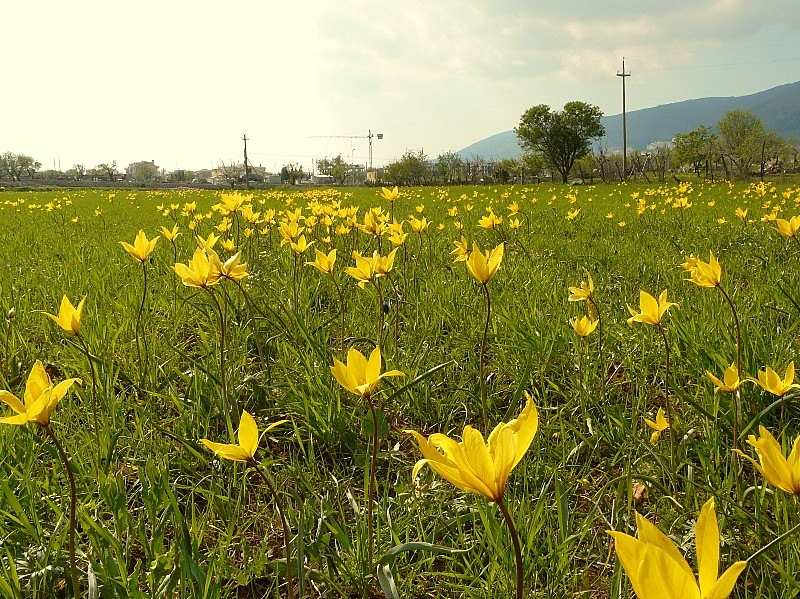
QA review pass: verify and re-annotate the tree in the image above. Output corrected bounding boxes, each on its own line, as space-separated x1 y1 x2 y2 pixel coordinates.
281 162 304 185
673 125 715 178
96 161 118 182
72 164 86 181
131 163 158 184
515 101 605 184
717 109 785 180
0 152 39 181
436 151 464 184
493 158 521 184
316 155 350 185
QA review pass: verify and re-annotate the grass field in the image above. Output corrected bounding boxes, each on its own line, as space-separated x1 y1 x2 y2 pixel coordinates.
1 179 799 598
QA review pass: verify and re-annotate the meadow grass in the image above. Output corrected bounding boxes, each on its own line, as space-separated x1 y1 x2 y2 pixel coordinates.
0 179 799 598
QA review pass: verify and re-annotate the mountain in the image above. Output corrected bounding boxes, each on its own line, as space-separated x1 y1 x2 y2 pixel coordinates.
456 81 800 160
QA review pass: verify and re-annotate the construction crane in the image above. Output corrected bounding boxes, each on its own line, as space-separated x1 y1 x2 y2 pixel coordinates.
310 130 384 171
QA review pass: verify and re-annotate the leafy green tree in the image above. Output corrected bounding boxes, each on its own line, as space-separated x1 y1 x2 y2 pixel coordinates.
515 101 605 184
717 109 785 180
384 149 430 186
436 151 464 184
493 158 521 184
673 125 715 177
96 161 118 182
281 162 305 185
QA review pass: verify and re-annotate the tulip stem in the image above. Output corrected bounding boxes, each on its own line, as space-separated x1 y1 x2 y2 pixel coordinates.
496 497 523 599
250 460 295 599
328 273 347 357
656 323 676 481
587 296 604 399
43 424 80 598
76 332 99 443
134 260 148 389
479 282 492 428
373 280 385 353
365 391 379 571
206 289 229 430
233 279 266 370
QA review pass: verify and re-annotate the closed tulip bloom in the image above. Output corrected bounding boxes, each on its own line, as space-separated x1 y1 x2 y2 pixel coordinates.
466 242 504 285
306 249 337 274
644 408 669 444
627 290 678 326
330 346 403 398
406 395 538 502
290 234 314 254
120 230 159 262
735 425 800 496
706 364 742 393
201 410 286 462
568 273 594 302
44 295 86 335
608 498 746 599
0 360 80 427
570 315 598 337
174 248 221 288
750 362 800 397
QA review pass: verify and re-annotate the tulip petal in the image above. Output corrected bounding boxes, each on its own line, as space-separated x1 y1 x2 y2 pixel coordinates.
705 561 747 599
635 512 695 580
237 411 258 459
696 498 720 597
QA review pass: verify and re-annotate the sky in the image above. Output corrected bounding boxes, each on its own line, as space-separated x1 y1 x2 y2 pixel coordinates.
4 0 799 175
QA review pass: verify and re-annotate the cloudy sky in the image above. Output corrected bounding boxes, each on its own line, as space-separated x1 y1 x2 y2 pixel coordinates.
4 0 799 174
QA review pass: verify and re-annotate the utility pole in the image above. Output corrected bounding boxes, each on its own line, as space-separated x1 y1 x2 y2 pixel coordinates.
242 134 250 190
617 58 631 181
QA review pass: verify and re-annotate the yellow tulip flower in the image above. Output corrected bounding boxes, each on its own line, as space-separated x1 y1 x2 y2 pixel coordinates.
706 364 742 394
774 215 800 238
196 232 220 251
381 186 399 202
120 230 159 262
570 315 598 338
734 425 800 496
406 394 538 502
466 242 504 285
43 295 86 335
685 252 722 288
477 211 502 230
201 410 286 462
306 249 337 274
608 498 746 599
373 248 398 276
174 248 221 288
643 408 669 444
409 215 429 233
330 347 403 398
627 290 678 326
210 250 248 282
160 224 180 242
750 362 800 398
221 238 236 252
289 234 314 254
568 272 594 302
0 361 80 427
450 236 469 263
345 251 376 288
